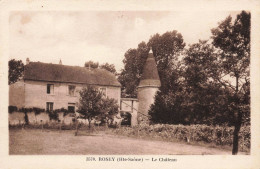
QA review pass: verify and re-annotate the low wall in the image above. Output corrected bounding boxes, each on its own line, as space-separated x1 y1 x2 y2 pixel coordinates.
27 112 49 124
9 112 121 126
9 111 77 125
9 112 25 125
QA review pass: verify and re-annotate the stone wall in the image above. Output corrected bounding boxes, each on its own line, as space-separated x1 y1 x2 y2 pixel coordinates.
27 112 49 124
9 111 79 125
9 112 25 125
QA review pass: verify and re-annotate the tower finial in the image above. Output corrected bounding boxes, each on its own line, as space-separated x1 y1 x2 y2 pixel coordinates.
59 59 62 65
26 58 30 65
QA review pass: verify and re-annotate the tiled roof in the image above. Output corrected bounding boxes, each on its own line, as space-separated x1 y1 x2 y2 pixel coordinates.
24 62 121 87
138 52 161 87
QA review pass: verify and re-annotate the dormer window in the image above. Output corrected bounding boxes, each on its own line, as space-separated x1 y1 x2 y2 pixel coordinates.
47 84 54 94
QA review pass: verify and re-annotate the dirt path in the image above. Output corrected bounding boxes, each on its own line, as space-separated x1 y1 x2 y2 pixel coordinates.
9 129 240 155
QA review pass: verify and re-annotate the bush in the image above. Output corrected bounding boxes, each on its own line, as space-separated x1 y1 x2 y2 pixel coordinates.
8 105 18 113
111 124 250 152
9 121 108 131
32 107 45 115
48 111 59 121
53 108 69 116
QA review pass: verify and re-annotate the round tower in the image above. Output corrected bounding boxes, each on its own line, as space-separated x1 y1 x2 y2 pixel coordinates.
137 49 161 123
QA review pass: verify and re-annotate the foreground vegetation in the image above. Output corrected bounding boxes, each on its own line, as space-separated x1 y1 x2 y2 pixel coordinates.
10 128 235 155
9 122 250 153
112 124 250 152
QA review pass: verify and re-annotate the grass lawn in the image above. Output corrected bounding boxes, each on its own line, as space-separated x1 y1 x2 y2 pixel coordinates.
9 128 245 155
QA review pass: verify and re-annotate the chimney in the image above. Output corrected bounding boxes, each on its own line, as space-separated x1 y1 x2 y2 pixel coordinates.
26 58 30 65
59 59 62 65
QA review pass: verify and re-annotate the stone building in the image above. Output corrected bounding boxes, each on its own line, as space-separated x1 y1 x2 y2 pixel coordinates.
9 60 121 111
9 49 161 126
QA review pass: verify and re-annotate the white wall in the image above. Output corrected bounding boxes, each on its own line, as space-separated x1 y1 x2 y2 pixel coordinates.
120 98 139 126
24 80 121 110
137 87 159 117
9 80 25 108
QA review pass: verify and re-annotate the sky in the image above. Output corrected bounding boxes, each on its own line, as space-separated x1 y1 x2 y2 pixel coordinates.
9 11 240 72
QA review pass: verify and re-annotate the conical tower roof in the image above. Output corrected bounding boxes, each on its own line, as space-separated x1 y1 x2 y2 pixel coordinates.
138 49 161 88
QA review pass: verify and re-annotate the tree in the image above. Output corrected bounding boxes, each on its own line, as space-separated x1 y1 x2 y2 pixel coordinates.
118 42 149 97
84 61 99 69
119 31 186 97
84 61 117 75
150 41 218 125
210 11 250 155
77 86 103 128
77 86 120 129
148 30 186 93
100 63 117 75
8 59 24 85
149 89 189 124
99 98 119 126
149 12 250 154
147 31 186 122
150 40 241 126
182 40 234 125
119 30 186 123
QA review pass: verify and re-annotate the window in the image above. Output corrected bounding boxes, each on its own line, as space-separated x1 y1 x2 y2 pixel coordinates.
46 102 54 112
99 87 107 97
47 84 54 94
68 85 76 96
68 103 75 113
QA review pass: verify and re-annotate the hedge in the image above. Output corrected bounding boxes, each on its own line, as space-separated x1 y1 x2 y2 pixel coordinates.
112 124 250 152
8 106 70 121
9 121 107 131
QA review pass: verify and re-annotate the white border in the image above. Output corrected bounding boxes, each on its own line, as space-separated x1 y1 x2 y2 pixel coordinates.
0 0 260 169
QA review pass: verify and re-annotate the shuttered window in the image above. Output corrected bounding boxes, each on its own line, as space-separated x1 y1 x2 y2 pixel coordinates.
46 102 54 112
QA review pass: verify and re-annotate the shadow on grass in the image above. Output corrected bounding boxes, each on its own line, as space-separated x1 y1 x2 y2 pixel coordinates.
73 129 106 137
